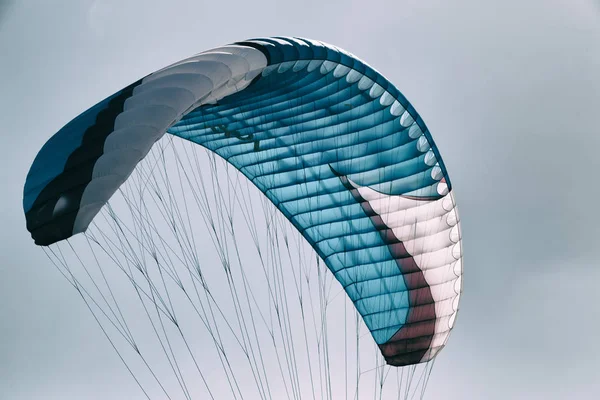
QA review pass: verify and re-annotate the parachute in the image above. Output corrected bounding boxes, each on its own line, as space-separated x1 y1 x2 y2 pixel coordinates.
24 37 462 399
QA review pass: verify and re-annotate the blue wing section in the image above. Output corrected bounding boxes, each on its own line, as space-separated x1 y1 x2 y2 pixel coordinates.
169 37 451 346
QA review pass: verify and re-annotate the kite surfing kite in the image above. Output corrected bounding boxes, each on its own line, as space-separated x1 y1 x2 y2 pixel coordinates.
24 37 463 399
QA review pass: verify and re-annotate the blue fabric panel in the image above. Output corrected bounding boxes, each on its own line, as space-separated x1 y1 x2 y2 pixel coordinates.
169 39 450 345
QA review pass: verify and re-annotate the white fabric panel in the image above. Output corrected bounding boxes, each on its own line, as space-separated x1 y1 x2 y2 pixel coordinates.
383 215 450 242
432 284 458 316
402 226 458 256
209 45 268 71
124 87 197 112
413 246 457 271
346 177 463 363
71 45 268 234
103 126 163 153
91 149 147 180
134 74 215 98
114 105 180 131
420 262 459 286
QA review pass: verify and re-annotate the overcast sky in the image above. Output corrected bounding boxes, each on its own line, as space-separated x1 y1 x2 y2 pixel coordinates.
1 1 599 399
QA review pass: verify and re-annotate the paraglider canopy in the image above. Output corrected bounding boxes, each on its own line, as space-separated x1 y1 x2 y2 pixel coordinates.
24 37 462 374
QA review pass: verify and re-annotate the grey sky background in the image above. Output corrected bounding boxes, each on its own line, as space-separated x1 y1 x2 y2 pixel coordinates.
1 0 599 399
